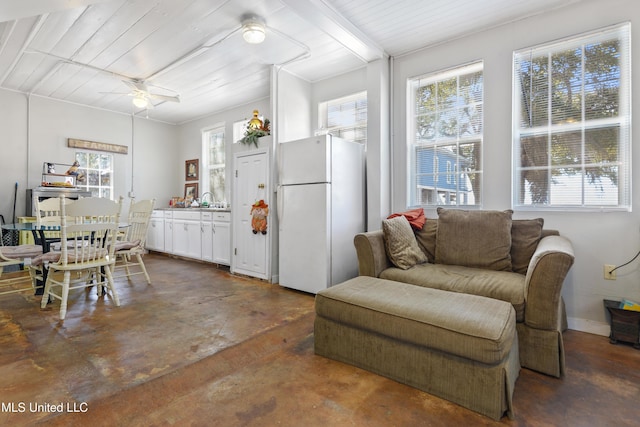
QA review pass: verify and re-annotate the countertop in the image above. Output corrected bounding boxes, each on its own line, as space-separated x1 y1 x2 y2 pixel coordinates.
156 207 231 212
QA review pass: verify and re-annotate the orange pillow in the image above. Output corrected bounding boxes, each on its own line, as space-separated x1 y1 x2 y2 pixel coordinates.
387 208 426 230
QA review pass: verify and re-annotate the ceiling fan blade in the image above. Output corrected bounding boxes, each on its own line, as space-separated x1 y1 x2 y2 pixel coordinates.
148 93 180 103
123 79 148 92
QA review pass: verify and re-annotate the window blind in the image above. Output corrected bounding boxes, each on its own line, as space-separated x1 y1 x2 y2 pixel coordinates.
512 23 631 211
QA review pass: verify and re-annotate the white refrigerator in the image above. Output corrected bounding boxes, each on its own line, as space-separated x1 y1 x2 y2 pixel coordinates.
278 134 365 294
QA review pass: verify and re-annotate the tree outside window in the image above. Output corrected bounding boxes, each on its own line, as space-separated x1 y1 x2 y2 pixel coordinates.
513 23 630 210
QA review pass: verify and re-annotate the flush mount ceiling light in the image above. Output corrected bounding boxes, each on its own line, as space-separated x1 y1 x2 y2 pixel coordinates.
242 17 266 44
132 94 148 108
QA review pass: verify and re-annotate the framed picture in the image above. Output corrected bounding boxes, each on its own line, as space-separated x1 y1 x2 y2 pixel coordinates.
185 159 199 181
185 183 198 200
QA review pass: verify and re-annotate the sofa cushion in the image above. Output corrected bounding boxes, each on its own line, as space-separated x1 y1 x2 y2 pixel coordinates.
511 218 544 275
380 263 526 322
382 216 427 270
414 218 437 263
315 276 517 364
435 208 513 271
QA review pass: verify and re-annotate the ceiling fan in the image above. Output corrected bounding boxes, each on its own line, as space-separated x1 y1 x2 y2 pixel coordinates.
105 79 181 109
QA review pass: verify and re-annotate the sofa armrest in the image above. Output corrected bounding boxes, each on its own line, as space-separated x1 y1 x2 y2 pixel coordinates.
354 231 392 277
524 235 575 330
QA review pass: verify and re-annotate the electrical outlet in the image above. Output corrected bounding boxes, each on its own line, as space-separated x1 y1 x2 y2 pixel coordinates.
604 264 616 280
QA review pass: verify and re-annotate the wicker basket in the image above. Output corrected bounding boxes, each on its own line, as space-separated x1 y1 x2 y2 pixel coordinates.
604 299 640 349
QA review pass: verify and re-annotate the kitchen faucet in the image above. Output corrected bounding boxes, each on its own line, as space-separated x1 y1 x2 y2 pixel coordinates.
200 192 214 206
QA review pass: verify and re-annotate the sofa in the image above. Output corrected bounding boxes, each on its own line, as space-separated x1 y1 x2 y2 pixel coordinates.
352 208 575 378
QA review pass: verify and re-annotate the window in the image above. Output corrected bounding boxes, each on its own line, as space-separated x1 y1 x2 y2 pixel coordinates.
233 119 248 144
233 112 264 145
408 62 483 207
202 126 225 203
74 151 113 198
512 23 631 211
319 91 367 144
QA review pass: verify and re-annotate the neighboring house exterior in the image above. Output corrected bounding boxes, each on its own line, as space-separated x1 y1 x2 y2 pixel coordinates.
415 145 473 206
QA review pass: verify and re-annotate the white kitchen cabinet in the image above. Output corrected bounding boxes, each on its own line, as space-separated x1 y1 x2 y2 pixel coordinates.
146 209 231 265
146 210 165 251
202 211 231 265
212 212 231 265
201 216 214 262
172 210 201 259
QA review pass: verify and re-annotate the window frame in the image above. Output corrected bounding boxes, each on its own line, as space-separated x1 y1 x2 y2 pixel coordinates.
512 23 631 212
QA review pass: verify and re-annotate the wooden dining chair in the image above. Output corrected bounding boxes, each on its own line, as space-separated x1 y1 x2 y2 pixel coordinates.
29 197 73 287
114 199 156 284
37 196 123 320
0 238 43 296
34 197 74 243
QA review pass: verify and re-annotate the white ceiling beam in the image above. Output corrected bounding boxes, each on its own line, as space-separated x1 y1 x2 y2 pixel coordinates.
0 0 112 22
280 0 386 63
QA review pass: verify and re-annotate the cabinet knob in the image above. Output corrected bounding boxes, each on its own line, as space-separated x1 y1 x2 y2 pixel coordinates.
258 183 265 189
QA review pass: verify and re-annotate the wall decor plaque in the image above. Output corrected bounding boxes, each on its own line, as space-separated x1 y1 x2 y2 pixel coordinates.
68 138 128 154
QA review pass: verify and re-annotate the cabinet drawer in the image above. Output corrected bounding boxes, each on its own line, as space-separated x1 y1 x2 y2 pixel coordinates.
163 210 173 219
172 210 200 221
212 212 230 222
151 210 164 218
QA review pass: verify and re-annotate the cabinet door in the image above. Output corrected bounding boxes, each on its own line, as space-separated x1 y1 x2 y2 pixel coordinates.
212 221 230 265
201 221 213 262
146 218 164 251
173 220 201 259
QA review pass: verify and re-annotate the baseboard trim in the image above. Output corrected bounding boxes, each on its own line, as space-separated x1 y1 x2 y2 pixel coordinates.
567 317 610 337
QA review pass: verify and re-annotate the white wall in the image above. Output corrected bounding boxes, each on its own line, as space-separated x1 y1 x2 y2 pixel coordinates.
0 90 28 221
0 89 179 217
276 69 312 142
129 116 180 206
391 0 640 335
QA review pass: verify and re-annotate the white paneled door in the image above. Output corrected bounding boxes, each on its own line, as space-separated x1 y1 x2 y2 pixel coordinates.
232 149 270 280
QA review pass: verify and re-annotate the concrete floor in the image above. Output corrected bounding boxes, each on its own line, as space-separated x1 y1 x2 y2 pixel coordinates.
0 253 639 426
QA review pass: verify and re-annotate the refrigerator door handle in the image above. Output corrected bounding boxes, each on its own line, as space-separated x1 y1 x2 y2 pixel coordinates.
276 185 284 225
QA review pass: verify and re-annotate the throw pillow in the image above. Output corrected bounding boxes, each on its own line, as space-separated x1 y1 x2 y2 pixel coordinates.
382 216 427 270
435 208 513 271
387 208 426 230
511 218 544 274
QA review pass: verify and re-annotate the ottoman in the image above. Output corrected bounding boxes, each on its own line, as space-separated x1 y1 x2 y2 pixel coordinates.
314 276 520 420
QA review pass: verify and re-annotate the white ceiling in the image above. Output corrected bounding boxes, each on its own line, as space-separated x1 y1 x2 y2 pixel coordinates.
0 0 583 125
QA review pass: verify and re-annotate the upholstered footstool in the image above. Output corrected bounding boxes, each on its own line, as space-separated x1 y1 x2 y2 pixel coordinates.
314 276 520 420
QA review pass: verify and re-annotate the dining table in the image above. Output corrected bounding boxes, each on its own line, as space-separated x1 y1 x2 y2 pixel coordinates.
1 222 129 296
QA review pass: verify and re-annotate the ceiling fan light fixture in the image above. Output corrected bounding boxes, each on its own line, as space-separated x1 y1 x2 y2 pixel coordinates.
132 94 148 108
242 17 266 44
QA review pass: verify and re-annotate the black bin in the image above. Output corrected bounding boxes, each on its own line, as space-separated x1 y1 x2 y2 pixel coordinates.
604 299 640 349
